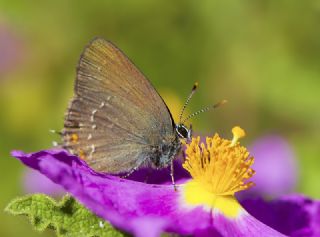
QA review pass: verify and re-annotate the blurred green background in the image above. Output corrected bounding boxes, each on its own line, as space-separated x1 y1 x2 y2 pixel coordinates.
1 1 320 236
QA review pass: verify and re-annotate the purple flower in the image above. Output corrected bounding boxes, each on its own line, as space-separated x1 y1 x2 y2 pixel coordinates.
241 195 320 237
248 135 298 197
22 168 64 196
11 127 319 237
0 22 24 76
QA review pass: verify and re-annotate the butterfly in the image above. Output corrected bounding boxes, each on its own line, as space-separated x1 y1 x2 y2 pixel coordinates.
62 37 224 184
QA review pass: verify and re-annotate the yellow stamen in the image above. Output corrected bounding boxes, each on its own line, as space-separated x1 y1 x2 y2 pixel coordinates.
181 126 255 218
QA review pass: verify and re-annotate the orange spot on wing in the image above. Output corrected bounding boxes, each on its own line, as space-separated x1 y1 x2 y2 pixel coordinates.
70 133 79 143
78 149 86 160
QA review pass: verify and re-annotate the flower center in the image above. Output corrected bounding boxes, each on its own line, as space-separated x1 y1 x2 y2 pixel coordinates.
181 127 255 218
183 126 255 196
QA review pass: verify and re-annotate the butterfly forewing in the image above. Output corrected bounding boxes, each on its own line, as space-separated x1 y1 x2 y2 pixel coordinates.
63 38 176 173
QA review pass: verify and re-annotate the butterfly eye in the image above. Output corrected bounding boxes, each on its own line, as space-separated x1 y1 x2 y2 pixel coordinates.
175 124 190 140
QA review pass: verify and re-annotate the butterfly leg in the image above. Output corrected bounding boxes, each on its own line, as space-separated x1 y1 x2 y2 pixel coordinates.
170 159 177 191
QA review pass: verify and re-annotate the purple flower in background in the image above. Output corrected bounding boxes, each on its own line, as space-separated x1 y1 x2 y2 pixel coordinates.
0 22 24 76
248 135 298 197
22 168 64 196
11 127 319 237
241 195 320 237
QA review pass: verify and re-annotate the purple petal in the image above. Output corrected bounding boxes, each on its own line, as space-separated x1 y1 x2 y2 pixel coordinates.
126 157 190 184
212 212 286 237
248 135 298 197
241 194 320 236
12 149 288 237
22 167 64 196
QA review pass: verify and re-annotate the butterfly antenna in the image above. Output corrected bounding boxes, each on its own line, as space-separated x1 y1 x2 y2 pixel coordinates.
181 100 227 124
179 82 199 123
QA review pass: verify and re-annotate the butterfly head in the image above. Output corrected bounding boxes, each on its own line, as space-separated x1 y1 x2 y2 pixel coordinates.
176 82 227 143
175 123 192 141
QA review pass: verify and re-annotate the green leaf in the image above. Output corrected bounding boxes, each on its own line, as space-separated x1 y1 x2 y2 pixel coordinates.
5 194 127 237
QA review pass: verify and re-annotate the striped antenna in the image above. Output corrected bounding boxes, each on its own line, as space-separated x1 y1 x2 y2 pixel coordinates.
179 82 199 123
181 100 227 124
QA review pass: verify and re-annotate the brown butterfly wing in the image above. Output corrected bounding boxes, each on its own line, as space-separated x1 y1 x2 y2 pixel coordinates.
63 38 176 173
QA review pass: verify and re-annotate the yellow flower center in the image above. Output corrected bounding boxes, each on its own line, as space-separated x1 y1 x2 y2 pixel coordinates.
181 126 255 218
